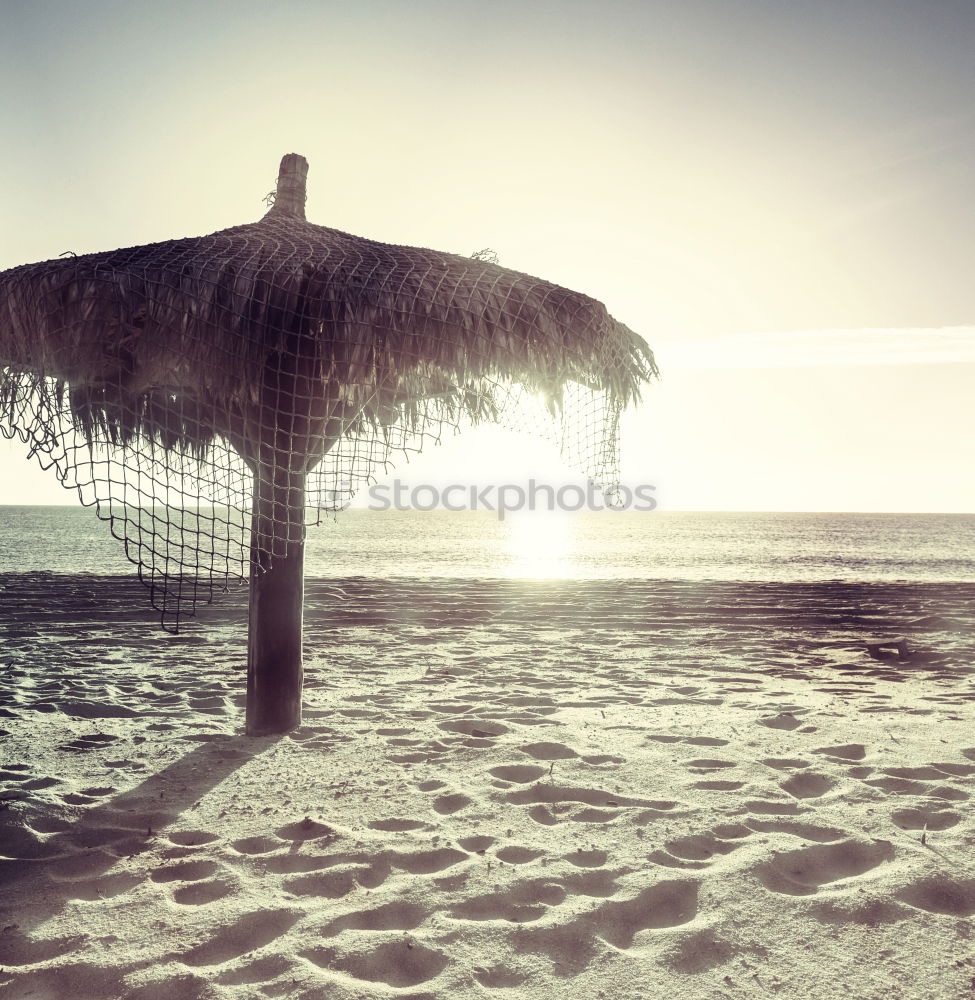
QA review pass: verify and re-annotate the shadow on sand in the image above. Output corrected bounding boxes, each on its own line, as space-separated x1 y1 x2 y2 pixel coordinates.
0 735 280 977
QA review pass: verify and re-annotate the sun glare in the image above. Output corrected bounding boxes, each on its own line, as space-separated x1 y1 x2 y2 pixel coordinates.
503 510 575 579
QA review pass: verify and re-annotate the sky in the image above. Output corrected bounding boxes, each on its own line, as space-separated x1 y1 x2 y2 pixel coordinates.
1 0 973 511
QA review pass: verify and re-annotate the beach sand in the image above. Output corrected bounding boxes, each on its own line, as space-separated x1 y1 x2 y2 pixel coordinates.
0 575 973 1000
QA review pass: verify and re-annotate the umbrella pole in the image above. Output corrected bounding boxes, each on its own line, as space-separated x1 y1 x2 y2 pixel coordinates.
245 467 306 736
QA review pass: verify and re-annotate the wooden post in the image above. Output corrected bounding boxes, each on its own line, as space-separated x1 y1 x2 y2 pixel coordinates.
265 153 308 221
245 468 306 735
242 152 331 736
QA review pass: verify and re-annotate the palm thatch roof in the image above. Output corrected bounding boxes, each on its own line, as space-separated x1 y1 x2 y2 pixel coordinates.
0 155 656 460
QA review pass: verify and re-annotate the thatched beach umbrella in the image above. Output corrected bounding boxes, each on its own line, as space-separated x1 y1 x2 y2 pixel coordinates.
0 154 656 735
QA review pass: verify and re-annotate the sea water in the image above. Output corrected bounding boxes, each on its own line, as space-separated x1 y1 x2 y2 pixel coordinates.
0 506 973 583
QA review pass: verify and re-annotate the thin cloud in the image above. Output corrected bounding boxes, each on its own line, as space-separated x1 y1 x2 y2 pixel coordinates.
654 326 975 370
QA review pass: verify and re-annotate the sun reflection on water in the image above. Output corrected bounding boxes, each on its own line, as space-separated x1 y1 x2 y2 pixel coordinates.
503 510 576 579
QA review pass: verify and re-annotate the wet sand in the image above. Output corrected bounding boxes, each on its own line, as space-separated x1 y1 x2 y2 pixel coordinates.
1 576 974 999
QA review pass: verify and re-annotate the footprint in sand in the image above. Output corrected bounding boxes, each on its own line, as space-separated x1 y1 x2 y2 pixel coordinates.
565 849 607 868
458 835 495 853
496 846 546 864
336 707 380 720
150 860 220 883
884 766 949 780
570 808 625 824
61 791 103 805
756 839 894 895
662 928 736 974
518 741 578 761
449 878 566 923
168 830 219 847
393 847 469 875
320 900 429 936
231 836 282 855
428 701 477 714
307 939 449 988
813 743 866 761
713 824 752 839
761 758 811 770
926 785 969 802
747 818 845 842
662 833 740 863
177 908 301 966
810 896 909 927
929 761 975 777
561 868 623 897
15 775 61 791
649 823 748 870
437 719 509 738
745 799 804 816
489 764 547 783
684 758 737 772
779 773 835 799
215 955 296 987
896 876 975 916
591 880 699 947
508 921 599 976
57 733 119 753
265 854 344 879
432 792 473 815
368 818 428 832
528 805 558 826
506 784 671 811
284 866 367 899
863 777 933 796
758 713 802 731
172 879 236 905
474 966 529 988
891 806 961 831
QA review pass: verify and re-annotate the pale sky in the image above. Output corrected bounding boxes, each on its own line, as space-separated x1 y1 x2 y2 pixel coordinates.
1 0 973 511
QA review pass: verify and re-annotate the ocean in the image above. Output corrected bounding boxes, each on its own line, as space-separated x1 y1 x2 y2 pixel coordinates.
0 506 973 583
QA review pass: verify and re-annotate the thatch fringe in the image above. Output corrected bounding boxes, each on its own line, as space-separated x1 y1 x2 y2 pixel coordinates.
0 212 656 457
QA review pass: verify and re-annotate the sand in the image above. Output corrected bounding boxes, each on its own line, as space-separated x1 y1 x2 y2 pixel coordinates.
0 575 973 1000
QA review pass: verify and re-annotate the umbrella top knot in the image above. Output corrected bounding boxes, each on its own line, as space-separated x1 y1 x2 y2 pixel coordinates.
265 153 308 220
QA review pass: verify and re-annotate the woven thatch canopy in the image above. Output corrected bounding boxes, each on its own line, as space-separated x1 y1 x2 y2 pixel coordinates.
0 155 655 461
